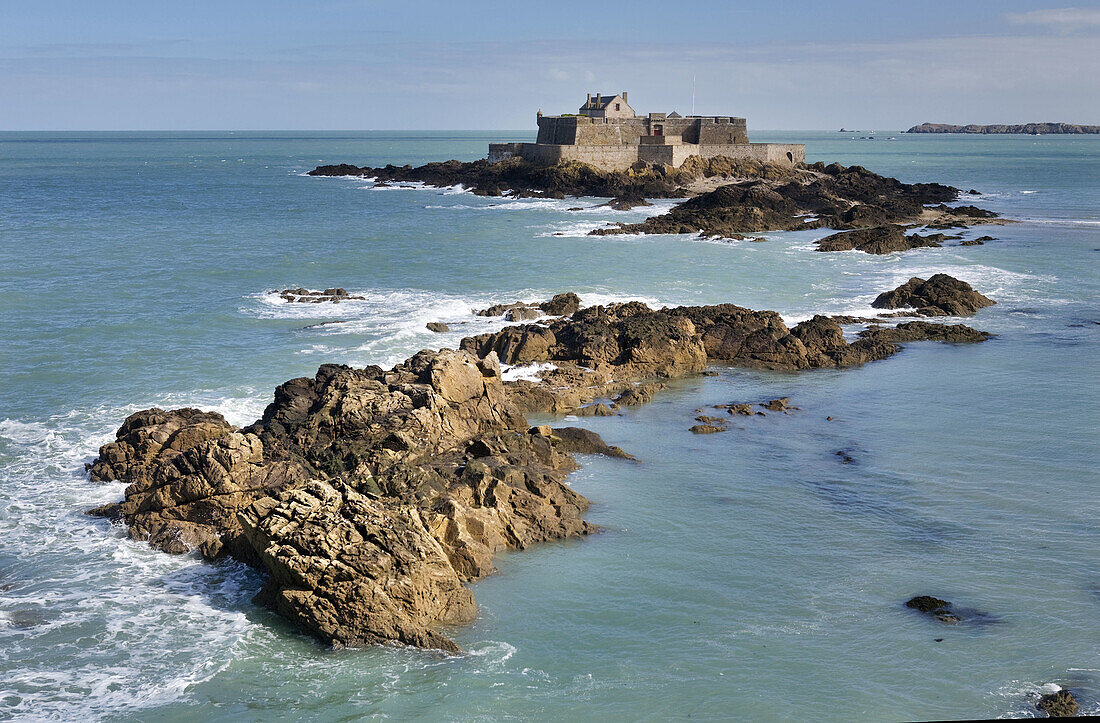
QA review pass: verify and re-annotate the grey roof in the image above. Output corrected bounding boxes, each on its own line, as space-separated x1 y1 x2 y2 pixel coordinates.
580 94 623 110
668 111 682 118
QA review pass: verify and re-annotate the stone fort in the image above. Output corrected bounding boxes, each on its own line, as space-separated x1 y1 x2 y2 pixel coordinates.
489 91 805 171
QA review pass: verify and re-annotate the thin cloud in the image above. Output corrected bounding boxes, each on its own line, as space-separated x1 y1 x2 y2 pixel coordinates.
1004 7 1100 31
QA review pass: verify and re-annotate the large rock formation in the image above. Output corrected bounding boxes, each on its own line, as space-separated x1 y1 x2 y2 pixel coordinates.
872 275 996 316
91 350 599 652
89 294 994 651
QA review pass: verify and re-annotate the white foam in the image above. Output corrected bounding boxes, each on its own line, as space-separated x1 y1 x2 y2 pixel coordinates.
500 362 558 382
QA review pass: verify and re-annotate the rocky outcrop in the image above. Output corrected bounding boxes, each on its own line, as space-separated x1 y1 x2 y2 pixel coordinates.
426 322 450 333
589 163 972 238
89 292 993 653
474 292 582 320
905 595 962 624
460 301 987 413
871 275 996 316
1037 689 1079 718
91 349 607 652
907 122 1100 134
309 156 805 200
815 226 944 254
280 288 365 303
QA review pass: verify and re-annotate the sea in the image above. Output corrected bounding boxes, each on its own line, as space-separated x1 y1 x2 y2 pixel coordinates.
0 130 1097 721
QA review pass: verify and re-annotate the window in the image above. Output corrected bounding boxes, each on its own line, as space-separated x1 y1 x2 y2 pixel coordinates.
615 103 620 111
654 124 663 136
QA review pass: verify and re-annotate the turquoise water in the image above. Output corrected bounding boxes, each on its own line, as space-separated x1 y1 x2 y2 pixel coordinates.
0 131 1097 720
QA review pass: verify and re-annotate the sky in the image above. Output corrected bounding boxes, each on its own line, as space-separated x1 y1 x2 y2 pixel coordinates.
1 0 1099 130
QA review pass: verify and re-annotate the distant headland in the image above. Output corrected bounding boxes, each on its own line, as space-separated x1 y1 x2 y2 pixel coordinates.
907 122 1100 134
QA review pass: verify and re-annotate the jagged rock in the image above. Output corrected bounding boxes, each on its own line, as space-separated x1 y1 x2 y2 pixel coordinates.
761 397 792 412
540 292 582 316
90 349 596 652
872 275 995 316
694 415 728 425
1037 689 1079 718
690 424 727 434
815 225 943 254
905 595 962 624
426 322 450 333
959 238 985 246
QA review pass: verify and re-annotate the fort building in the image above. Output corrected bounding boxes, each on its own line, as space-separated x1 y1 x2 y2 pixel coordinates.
489 91 805 171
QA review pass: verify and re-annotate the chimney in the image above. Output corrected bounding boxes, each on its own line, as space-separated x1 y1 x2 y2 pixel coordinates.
622 91 627 103
586 92 591 105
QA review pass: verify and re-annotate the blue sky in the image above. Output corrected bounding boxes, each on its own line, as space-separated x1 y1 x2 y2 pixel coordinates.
2 0 1098 129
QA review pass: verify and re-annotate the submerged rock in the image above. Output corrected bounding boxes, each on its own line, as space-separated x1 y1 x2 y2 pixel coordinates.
860 321 992 344
690 424 727 434
280 287 366 303
1037 689 1079 718
871 274 995 316
905 595 962 624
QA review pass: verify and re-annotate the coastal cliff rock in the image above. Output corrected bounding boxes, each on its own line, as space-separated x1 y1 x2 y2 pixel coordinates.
89 294 993 651
872 275 995 316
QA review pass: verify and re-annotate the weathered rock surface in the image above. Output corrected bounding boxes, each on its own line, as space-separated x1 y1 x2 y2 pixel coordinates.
91 349 611 652
871 275 996 316
426 322 450 333
1037 689 1079 717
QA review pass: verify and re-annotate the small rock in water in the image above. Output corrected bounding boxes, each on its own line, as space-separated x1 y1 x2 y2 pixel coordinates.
760 397 792 412
1036 689 1078 718
836 450 855 464
426 322 450 333
690 424 727 434
905 595 962 624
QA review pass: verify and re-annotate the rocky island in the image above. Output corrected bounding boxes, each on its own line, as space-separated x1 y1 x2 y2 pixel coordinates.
89 280 996 653
907 122 1100 134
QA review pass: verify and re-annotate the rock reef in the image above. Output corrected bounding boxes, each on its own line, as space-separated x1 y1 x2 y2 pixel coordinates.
588 162 997 239
872 275 996 316
88 293 994 652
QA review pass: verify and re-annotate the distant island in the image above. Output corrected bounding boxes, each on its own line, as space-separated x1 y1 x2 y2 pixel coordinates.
907 122 1100 134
